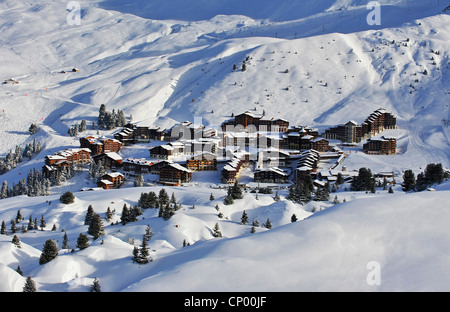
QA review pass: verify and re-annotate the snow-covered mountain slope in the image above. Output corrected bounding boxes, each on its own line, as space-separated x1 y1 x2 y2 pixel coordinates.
1 180 449 292
0 0 448 171
0 0 449 292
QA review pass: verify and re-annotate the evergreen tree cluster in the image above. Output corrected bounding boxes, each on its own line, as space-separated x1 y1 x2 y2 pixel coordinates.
1 210 47 235
350 167 376 192
1 167 56 200
120 203 142 225
132 231 152 264
67 120 87 137
288 175 330 204
28 123 39 135
137 191 160 209
401 163 448 192
224 182 243 205
88 159 107 181
97 104 127 130
0 139 42 174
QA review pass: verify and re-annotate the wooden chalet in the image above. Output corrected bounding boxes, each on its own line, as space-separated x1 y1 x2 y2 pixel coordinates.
45 148 91 166
294 149 320 183
186 152 217 171
363 136 397 155
93 152 122 170
148 160 173 174
98 172 124 189
311 138 330 152
323 108 396 143
221 111 289 132
122 158 154 174
221 152 250 184
254 167 290 183
159 163 192 184
80 136 122 155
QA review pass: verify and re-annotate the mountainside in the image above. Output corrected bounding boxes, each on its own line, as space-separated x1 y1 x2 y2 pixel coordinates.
0 0 449 292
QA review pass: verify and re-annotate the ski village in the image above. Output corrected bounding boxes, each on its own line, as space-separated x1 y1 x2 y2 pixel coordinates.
0 0 449 293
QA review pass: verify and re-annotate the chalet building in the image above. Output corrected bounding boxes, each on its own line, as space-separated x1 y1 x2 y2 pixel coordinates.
311 138 330 152
186 152 217 171
113 126 135 145
323 108 396 143
363 108 397 136
166 121 206 141
159 163 192 184
257 148 290 168
147 160 172 174
282 126 319 150
221 152 250 184
98 172 124 189
122 158 154 175
149 142 184 159
254 167 290 184
92 152 122 170
80 136 122 155
114 123 167 144
221 111 289 132
317 169 359 183
294 149 320 183
363 137 397 155
180 137 221 155
324 121 363 143
45 148 91 166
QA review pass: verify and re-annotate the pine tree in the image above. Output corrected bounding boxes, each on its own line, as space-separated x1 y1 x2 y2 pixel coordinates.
1 180 8 199
291 214 298 223
39 215 46 231
212 223 222 238
10 220 18 234
170 192 177 204
76 233 90 250
60 191 75 204
144 225 153 241
336 172 345 185
23 276 37 292
223 195 234 205
264 218 272 229
16 265 22 276
88 214 105 240
62 232 69 249
138 235 150 264
105 207 113 221
1 220 7 235
209 193 215 201
39 239 59 265
132 246 140 263
158 188 169 207
121 204 131 225
12 235 21 248
240 210 249 225
162 203 174 220
90 278 101 292
84 205 95 225
230 182 243 199
273 191 280 201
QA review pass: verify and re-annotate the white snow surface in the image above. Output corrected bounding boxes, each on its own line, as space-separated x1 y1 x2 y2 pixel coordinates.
0 0 449 292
